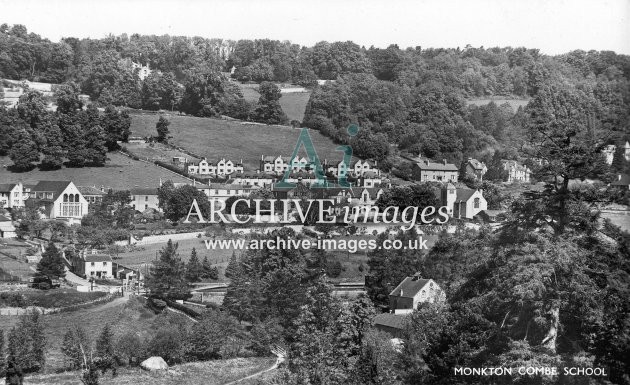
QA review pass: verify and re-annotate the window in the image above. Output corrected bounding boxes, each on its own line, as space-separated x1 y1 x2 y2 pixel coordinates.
474 198 480 208
103 262 107 266
145 196 148 201
91 262 95 266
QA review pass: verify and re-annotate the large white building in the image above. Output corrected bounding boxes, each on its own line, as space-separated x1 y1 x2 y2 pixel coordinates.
27 181 89 224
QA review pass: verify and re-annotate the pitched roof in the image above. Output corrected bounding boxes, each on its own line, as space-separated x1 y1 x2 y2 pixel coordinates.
390 276 430 298
130 188 158 195
77 186 106 196
0 183 17 193
467 158 486 170
373 313 408 330
84 254 112 262
31 181 73 201
0 214 12 222
414 158 458 171
455 188 477 203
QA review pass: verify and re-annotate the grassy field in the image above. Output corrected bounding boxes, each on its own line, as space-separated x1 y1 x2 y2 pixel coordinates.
123 142 197 164
0 296 193 371
129 113 346 172
115 237 235 277
467 98 529 110
236 82 311 122
0 152 191 190
22 357 276 385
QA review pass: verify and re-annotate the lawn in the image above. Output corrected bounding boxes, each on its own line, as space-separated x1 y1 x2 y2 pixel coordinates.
0 152 191 190
115 237 236 279
22 357 276 385
0 253 34 280
0 296 193 371
236 81 311 122
128 113 346 172
123 142 198 164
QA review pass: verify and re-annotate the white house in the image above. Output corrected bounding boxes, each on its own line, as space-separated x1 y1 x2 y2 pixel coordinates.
464 158 488 181
27 181 88 224
260 156 289 174
196 183 254 203
72 250 113 279
130 188 161 212
501 160 531 183
388 275 445 314
442 183 487 219
0 182 26 209
324 159 380 178
0 215 17 238
188 158 244 176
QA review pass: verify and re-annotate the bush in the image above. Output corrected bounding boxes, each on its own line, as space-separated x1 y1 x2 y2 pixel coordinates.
326 260 343 278
146 326 188 365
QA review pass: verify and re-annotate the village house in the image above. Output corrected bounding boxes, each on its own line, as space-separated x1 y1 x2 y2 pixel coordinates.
230 173 276 188
464 158 487 181
357 171 385 188
411 158 459 183
611 174 630 190
187 158 244 176
0 182 26 209
260 155 286 174
26 181 89 224
324 159 380 178
374 274 445 337
501 160 531 183
196 183 254 203
0 215 17 238
602 141 630 165
442 183 488 219
71 249 113 279
77 186 107 210
130 61 153 81
130 188 161 212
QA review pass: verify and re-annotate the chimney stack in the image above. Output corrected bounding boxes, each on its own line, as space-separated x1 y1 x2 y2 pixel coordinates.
443 159 447 165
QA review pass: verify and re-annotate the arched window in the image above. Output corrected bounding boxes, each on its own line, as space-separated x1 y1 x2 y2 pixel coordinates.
474 198 480 208
75 194 80 202
63 194 68 202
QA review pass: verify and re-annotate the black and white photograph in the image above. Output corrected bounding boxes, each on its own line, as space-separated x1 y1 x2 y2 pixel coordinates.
0 0 628 384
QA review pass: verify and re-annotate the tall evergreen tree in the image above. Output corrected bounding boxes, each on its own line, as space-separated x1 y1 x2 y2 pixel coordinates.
145 240 191 300
95 323 117 375
224 251 239 279
36 242 66 278
7 311 46 373
186 248 202 282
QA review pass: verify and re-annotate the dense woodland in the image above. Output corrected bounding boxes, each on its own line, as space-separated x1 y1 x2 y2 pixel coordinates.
1 23 629 173
1 23 630 385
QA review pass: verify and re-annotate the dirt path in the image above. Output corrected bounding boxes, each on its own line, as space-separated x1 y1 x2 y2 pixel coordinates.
223 356 284 385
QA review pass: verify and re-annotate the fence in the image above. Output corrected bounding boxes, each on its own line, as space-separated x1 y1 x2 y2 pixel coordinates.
115 231 205 246
0 292 120 316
